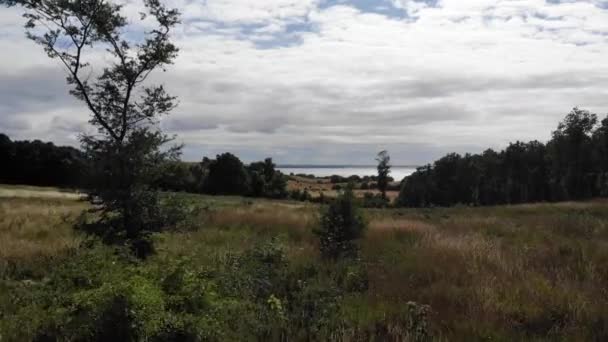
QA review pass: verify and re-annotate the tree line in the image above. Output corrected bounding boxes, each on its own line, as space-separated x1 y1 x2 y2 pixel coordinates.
397 108 608 207
0 133 289 199
0 133 85 187
157 153 288 199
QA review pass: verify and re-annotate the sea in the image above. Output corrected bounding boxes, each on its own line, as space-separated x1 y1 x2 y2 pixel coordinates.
277 165 417 181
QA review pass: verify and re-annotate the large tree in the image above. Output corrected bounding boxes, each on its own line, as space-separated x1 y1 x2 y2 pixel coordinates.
375 150 391 199
547 107 597 200
203 153 251 196
3 0 182 257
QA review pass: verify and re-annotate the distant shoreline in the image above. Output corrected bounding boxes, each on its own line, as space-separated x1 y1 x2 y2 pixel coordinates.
278 166 417 179
276 165 420 169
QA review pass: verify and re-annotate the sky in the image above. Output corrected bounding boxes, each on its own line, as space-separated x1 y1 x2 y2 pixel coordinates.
1 0 608 164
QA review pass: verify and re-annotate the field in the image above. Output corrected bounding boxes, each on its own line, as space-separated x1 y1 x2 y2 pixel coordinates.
287 175 400 200
1 185 608 340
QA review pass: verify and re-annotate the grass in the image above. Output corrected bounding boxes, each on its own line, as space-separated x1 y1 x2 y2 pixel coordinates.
1 185 608 340
0 196 87 278
287 176 400 200
0 184 82 199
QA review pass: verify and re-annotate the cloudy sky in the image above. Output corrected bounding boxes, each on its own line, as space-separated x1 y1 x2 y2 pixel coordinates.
1 0 608 164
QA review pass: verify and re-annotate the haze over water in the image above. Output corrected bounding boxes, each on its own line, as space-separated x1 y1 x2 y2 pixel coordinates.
278 166 417 181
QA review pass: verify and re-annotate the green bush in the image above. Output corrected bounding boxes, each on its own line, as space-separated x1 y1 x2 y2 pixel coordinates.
314 186 367 260
362 192 389 208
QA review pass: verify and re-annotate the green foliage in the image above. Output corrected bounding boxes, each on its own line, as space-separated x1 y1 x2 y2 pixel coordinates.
0 133 85 188
362 192 389 208
314 186 367 259
247 158 288 199
81 131 183 258
0 240 352 341
289 188 312 202
398 108 608 207
155 161 200 193
5 0 183 258
376 150 391 199
203 153 251 195
330 175 347 184
217 241 346 340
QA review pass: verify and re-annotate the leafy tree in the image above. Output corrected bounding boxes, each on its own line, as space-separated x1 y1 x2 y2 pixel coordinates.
592 117 608 195
314 185 366 260
397 108 608 208
397 164 435 207
155 161 198 192
329 175 346 184
248 158 287 199
0 133 14 182
362 192 388 208
376 150 391 199
0 134 85 187
4 0 182 257
203 153 251 195
547 108 597 200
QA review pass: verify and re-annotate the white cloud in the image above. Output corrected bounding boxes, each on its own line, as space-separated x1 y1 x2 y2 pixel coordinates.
2 0 608 164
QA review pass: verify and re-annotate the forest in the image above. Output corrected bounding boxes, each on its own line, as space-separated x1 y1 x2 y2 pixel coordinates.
0 133 84 187
398 108 608 207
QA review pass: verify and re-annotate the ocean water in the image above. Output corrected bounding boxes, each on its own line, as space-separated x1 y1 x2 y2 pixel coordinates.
278 166 417 181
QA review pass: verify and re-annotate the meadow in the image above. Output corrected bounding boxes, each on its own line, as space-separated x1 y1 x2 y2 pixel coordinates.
1 185 608 341
287 175 400 201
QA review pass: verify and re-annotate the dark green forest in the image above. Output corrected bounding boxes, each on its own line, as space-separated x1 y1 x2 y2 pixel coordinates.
0 133 85 187
397 108 608 207
0 134 288 199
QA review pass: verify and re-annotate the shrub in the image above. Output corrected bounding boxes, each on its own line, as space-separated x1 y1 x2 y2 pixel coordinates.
330 175 346 184
300 189 312 202
314 186 367 260
362 192 389 208
247 158 288 199
289 189 302 200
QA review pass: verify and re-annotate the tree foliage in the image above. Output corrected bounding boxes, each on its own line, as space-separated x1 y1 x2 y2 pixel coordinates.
202 153 251 195
397 108 608 207
198 154 288 198
314 185 367 260
248 158 288 199
4 0 182 256
376 150 391 199
0 133 85 187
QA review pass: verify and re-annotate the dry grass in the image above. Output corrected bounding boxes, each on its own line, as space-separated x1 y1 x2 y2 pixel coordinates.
369 217 437 233
0 184 83 200
287 178 399 200
0 197 86 277
2 185 608 339
361 206 608 339
207 205 314 230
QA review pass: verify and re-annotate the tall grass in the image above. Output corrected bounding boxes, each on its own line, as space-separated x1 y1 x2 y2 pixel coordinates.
1 187 608 340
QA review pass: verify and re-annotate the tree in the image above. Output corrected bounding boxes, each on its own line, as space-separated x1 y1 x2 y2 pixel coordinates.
4 0 182 257
547 108 597 200
396 108 608 208
314 185 366 260
592 116 608 195
248 158 287 199
203 153 251 195
0 134 85 187
376 150 391 200
0 134 14 183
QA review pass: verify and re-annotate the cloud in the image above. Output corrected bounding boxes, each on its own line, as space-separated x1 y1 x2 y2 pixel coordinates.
1 0 608 164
